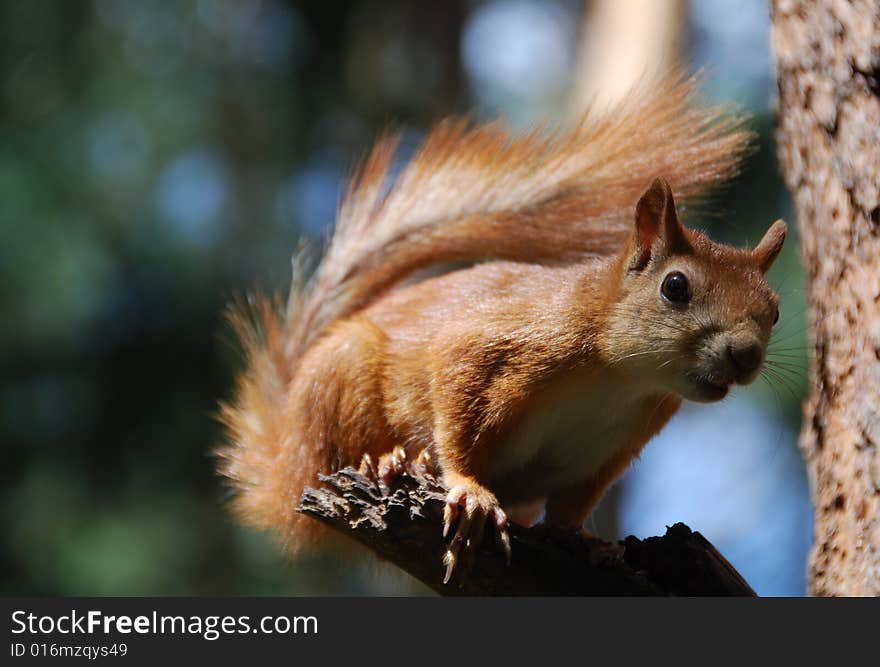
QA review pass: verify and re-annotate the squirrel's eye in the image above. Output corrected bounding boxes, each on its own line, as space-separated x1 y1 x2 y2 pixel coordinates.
661 271 691 304
773 308 780 325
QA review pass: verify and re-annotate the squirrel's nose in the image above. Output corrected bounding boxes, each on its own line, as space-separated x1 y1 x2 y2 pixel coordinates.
727 342 763 376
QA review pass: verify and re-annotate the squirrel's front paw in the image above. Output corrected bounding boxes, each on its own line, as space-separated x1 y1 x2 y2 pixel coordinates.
442 482 511 584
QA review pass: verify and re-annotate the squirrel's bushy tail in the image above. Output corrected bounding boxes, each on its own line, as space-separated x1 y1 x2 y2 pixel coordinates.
216 73 751 552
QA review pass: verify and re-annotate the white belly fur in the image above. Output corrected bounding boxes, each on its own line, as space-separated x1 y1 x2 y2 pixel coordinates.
490 375 655 494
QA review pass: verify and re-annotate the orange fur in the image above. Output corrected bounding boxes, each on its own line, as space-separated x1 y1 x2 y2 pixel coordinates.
216 73 783 561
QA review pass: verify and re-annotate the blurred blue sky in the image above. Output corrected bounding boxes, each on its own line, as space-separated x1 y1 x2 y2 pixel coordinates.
620 398 812 596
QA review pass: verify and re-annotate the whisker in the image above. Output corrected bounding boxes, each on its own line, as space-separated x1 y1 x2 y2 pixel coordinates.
761 366 802 402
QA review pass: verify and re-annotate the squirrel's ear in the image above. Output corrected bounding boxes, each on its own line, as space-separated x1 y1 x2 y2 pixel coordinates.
752 220 786 273
629 178 689 271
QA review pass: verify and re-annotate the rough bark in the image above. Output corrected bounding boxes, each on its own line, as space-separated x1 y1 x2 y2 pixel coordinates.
773 0 880 596
298 467 755 596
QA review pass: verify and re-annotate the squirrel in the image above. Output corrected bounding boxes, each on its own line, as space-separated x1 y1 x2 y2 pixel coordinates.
217 74 786 584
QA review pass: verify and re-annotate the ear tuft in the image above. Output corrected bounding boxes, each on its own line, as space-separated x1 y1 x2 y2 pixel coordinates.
752 219 787 273
630 177 687 271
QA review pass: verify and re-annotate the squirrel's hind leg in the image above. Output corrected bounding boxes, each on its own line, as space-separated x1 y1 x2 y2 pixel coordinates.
358 446 435 491
544 479 603 534
505 498 547 528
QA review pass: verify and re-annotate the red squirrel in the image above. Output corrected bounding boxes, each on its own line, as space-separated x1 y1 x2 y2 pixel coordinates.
217 75 786 583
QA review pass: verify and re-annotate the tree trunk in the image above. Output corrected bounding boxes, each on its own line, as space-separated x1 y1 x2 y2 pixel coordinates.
772 0 880 596
570 0 686 115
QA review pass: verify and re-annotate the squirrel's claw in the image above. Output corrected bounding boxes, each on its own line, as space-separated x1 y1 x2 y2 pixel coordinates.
370 452 511 583
494 509 512 565
442 500 458 538
357 453 379 484
442 548 457 585
373 445 435 489
410 447 433 476
377 446 408 491
442 483 510 584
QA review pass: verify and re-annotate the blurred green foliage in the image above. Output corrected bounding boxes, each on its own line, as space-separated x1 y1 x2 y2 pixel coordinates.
1 0 807 595
1 0 470 595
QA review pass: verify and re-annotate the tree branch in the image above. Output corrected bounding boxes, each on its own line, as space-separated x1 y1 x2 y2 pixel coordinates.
297 467 756 596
